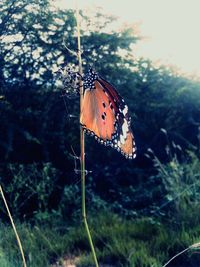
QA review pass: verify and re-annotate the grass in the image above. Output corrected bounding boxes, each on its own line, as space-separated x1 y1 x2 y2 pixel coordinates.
0 211 200 267
0 185 27 267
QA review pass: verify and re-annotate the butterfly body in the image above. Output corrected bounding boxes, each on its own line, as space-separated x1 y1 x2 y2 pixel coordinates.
80 68 136 159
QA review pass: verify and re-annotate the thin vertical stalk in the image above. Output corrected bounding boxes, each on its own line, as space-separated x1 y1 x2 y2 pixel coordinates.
0 185 27 267
75 5 99 267
162 247 190 267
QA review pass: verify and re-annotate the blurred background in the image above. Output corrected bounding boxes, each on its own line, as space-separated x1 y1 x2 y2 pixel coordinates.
0 0 200 266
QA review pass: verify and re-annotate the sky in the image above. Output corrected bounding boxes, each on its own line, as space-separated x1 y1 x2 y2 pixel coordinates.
55 0 200 78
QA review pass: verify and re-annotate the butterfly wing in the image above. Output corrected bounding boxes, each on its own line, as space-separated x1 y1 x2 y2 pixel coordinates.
97 78 136 159
80 80 116 143
80 70 136 159
98 77 122 104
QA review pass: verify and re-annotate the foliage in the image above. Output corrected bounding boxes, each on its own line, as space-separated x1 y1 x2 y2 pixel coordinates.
0 162 59 220
1 0 200 266
148 147 200 227
0 212 200 267
0 0 75 87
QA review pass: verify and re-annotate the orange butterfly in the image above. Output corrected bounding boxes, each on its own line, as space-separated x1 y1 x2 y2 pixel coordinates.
80 68 136 159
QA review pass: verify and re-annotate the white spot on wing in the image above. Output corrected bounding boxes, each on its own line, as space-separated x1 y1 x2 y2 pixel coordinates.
120 134 125 144
122 120 129 137
123 105 128 116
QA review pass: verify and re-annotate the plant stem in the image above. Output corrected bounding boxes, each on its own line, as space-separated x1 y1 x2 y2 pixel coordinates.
0 185 27 267
162 247 190 267
76 4 99 267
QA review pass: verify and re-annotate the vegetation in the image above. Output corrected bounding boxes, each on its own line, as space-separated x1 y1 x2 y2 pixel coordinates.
1 211 200 267
0 0 200 266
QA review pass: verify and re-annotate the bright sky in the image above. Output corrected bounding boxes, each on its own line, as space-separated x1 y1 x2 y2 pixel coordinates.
55 0 200 78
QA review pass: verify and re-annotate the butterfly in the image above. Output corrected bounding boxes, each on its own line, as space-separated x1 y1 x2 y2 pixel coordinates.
80 68 136 159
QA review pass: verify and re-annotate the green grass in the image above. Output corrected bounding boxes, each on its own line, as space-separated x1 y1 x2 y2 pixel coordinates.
0 212 200 267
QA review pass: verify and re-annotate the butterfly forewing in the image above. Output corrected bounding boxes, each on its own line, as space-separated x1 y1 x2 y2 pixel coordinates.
98 77 122 103
80 81 116 142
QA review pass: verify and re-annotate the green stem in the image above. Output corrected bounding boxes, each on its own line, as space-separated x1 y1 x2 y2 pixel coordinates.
162 247 190 267
76 4 99 267
81 129 99 267
0 185 27 267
